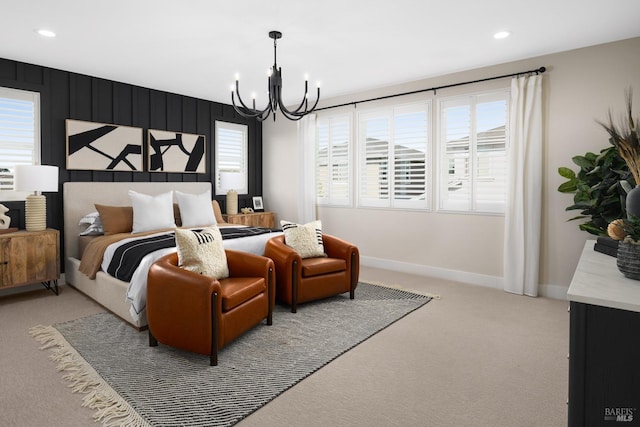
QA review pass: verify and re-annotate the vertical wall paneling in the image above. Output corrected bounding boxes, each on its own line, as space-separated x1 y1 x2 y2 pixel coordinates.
0 56 262 270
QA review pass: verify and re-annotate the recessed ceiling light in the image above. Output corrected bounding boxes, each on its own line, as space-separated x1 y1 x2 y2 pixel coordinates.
494 31 511 40
36 29 56 38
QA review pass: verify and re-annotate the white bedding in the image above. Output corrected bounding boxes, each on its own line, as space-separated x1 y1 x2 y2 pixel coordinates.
100 226 282 323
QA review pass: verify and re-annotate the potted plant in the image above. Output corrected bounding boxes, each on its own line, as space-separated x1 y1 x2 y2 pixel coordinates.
557 146 634 236
598 88 640 216
558 88 639 237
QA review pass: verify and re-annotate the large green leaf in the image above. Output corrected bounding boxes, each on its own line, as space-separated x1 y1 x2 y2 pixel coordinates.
572 155 594 168
558 167 576 179
557 181 577 193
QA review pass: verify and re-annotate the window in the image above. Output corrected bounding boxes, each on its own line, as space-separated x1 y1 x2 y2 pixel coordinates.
438 91 508 213
0 87 40 200
316 115 351 206
358 103 429 209
214 121 248 194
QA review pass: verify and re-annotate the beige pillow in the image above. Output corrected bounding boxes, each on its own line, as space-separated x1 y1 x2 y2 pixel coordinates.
280 220 325 258
175 227 229 279
95 204 133 235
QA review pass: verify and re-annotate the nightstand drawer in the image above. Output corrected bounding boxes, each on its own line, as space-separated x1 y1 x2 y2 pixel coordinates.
0 229 60 290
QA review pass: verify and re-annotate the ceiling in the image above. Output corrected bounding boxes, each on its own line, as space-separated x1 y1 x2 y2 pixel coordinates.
2 0 640 107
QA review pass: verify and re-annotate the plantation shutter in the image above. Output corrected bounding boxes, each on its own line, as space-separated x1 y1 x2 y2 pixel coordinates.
359 113 390 207
440 99 472 211
439 91 508 213
393 105 429 209
0 87 40 197
359 103 430 209
316 115 351 205
215 121 248 194
475 94 508 212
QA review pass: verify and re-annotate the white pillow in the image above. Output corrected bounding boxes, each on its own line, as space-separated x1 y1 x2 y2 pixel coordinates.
280 220 325 258
175 190 216 228
128 190 176 234
175 227 229 279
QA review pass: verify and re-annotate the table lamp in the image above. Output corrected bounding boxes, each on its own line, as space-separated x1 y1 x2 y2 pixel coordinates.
219 172 243 215
14 164 59 231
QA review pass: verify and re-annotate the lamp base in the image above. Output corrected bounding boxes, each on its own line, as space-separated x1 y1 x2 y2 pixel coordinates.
226 190 238 215
25 194 47 232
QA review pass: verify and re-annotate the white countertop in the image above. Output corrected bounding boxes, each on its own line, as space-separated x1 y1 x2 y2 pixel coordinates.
567 240 640 312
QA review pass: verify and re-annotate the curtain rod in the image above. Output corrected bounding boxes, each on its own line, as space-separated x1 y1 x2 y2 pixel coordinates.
315 66 546 112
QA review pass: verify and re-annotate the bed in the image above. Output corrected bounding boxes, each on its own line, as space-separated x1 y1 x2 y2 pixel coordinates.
63 182 281 329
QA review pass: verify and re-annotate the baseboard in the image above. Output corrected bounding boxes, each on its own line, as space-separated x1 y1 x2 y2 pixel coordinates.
360 256 567 300
538 283 568 300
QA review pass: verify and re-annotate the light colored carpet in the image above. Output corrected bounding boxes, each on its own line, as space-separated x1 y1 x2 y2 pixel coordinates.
29 284 431 426
0 266 569 426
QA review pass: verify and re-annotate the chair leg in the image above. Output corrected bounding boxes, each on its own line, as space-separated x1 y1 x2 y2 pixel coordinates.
210 292 218 366
291 260 298 313
350 251 357 300
148 329 158 347
267 267 273 325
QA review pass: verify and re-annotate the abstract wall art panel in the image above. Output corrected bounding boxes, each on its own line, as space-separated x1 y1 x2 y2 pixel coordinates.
66 119 143 171
148 130 206 173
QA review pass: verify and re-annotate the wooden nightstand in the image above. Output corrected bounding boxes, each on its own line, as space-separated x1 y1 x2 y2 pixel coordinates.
223 212 275 228
0 228 60 295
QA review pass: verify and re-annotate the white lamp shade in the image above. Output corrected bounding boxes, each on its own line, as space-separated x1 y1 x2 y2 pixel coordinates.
14 165 59 192
219 172 244 193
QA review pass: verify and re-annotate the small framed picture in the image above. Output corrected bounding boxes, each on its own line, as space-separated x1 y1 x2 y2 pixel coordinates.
252 196 264 212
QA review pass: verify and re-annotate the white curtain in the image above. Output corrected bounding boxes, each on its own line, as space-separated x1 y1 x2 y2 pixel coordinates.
503 74 543 296
297 114 317 223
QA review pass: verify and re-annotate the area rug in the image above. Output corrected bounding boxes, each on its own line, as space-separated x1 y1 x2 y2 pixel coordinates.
31 282 431 427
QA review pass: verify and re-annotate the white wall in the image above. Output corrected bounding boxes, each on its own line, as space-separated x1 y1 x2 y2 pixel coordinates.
263 37 640 298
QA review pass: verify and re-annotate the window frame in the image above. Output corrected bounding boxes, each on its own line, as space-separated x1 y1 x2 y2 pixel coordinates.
436 89 510 214
214 121 248 195
356 101 431 210
0 86 41 201
316 114 353 207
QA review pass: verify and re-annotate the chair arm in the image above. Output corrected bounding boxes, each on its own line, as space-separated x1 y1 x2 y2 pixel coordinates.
323 234 359 261
226 249 276 310
147 253 223 342
225 249 274 279
264 235 302 270
264 236 302 302
322 234 360 290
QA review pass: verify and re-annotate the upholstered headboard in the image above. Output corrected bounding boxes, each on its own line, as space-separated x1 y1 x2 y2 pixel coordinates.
63 182 212 260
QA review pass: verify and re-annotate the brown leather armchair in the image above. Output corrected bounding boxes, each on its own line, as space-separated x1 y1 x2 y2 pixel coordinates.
146 249 275 366
264 234 359 313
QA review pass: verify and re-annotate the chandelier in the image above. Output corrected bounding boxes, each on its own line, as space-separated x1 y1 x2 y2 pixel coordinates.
231 31 320 122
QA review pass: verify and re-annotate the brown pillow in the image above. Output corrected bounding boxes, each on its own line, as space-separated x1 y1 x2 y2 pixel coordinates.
173 203 182 227
212 200 225 224
95 204 133 235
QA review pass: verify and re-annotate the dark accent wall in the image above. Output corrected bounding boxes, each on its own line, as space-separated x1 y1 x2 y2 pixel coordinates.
0 56 262 250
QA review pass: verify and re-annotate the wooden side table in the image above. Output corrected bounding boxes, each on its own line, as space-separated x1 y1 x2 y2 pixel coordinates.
0 228 60 295
223 212 275 228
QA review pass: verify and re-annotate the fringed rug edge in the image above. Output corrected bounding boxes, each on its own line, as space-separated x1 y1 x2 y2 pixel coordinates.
29 325 150 427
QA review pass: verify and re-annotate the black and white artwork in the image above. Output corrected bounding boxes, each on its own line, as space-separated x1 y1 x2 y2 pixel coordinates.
148 130 206 173
66 119 143 171
253 196 264 211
